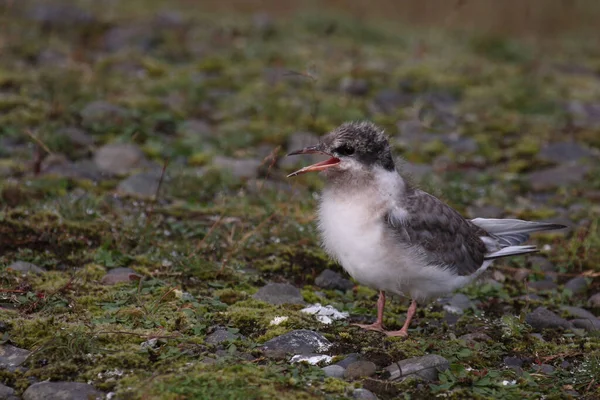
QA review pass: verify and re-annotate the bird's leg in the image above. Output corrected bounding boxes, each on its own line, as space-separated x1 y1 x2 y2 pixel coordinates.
353 290 385 332
385 299 417 337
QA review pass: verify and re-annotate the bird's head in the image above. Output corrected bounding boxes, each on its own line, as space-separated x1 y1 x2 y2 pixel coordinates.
287 121 395 179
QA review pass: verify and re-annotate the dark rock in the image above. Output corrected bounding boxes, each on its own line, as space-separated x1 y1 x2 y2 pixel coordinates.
564 101 600 129
94 143 146 175
385 354 449 382
504 356 523 368
117 171 164 198
253 283 304 305
7 261 45 274
43 159 108 182
262 329 331 355
571 318 600 332
458 332 492 344
321 365 345 378
212 156 262 180
353 388 379 400
532 364 555 374
538 141 596 165
55 127 95 150
528 280 558 291
314 269 354 291
335 353 363 369
23 382 103 400
340 78 370 96
527 164 591 192
560 306 597 320
529 256 556 274
443 312 461 326
80 101 130 131
525 307 572 330
178 119 213 138
371 89 414 114
564 277 588 294
28 4 95 27
103 26 154 53
560 360 571 369
205 327 240 345
0 344 31 369
589 293 600 308
0 321 8 333
517 294 544 302
344 361 377 379
101 268 141 285
0 383 17 400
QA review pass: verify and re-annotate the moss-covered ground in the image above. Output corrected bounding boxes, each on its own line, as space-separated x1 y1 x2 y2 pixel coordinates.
1 1 599 399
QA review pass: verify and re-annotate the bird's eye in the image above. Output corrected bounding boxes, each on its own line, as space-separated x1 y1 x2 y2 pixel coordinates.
334 144 355 156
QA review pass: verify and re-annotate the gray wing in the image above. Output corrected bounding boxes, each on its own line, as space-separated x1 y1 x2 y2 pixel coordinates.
386 188 488 276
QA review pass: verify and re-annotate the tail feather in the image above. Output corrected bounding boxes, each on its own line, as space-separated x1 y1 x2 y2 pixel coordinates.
472 218 566 247
484 245 538 260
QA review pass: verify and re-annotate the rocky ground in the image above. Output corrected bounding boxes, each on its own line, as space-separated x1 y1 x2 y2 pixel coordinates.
1 1 600 399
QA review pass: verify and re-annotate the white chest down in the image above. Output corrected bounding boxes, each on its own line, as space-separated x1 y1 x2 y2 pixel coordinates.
316 189 478 302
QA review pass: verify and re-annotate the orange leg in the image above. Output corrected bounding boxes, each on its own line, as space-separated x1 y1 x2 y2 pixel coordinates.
353 290 385 332
385 299 417 337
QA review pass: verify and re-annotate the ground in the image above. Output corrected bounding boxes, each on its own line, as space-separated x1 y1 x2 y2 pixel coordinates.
0 1 599 399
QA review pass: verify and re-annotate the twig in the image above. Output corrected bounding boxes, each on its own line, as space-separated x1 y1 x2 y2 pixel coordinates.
187 215 225 258
23 129 53 154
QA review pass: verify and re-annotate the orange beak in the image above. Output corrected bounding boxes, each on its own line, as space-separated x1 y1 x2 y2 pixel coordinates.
286 146 340 177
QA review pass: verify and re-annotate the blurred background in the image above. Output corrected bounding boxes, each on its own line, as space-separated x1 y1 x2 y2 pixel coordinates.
1 1 599 399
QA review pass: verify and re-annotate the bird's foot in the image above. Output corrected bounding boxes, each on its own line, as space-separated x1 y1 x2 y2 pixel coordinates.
352 322 384 332
383 329 408 338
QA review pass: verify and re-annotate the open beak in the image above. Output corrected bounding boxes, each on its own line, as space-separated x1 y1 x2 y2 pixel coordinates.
286 145 340 177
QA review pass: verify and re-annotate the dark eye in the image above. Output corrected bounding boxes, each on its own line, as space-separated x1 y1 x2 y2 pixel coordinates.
334 144 355 156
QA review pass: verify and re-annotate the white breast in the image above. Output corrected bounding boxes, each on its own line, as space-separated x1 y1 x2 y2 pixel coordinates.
316 169 480 302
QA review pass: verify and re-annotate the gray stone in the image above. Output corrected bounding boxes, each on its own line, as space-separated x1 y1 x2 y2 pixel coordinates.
101 268 141 285
527 164 591 192
335 353 363 369
117 171 163 198
253 283 304 305
103 26 154 53
589 293 600 308
564 101 600 129
321 365 345 378
178 119 212 138
504 356 523 368
528 280 558 291
28 4 94 27
532 364 555 374
279 132 322 170
564 277 588 294
0 344 31 369
458 332 492 344
400 162 434 180
43 159 107 182
340 78 370 96
7 261 45 274
385 354 449 382
0 321 8 333
55 127 94 149
262 330 331 355
81 101 129 130
525 307 573 330
443 293 473 315
23 382 103 400
538 141 596 165
560 306 597 320
529 256 556 273
212 156 262 180
571 318 600 332
371 89 414 114
314 269 354 291
94 143 146 175
0 383 16 400
353 388 379 400
205 327 239 345
517 293 544 302
344 361 377 379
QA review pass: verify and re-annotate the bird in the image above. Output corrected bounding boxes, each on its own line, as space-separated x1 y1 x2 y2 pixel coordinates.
286 121 566 337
